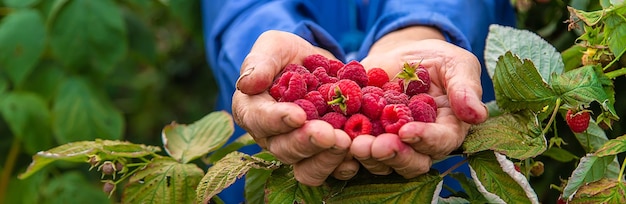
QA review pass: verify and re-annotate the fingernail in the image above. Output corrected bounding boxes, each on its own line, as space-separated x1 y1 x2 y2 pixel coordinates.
340 170 355 177
377 153 396 161
235 67 255 90
353 156 370 160
401 137 420 143
282 115 298 128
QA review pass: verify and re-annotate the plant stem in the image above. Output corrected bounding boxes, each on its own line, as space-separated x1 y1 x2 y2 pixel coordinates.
605 67 626 79
541 98 562 136
619 157 626 183
0 139 21 202
440 157 469 177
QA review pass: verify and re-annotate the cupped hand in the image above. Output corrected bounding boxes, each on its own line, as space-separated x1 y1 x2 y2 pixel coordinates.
232 30 359 185
353 27 489 178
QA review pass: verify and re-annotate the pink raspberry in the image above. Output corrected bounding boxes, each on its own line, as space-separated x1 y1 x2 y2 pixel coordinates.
397 62 431 96
313 67 338 84
344 114 372 139
294 99 319 120
317 83 334 102
383 90 409 105
304 91 328 116
302 72 319 92
409 93 437 111
370 119 384 136
327 79 362 115
361 93 386 120
337 60 368 87
328 59 344 77
380 104 413 134
361 86 384 97
367 67 389 88
321 112 347 129
269 71 307 102
408 100 436 123
381 81 402 93
283 63 309 74
303 54 330 72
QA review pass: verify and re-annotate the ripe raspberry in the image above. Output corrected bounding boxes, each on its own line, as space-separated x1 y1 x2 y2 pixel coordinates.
302 72 320 92
344 114 372 139
269 71 307 102
367 67 390 88
303 54 330 72
361 93 386 120
317 83 333 101
313 67 338 84
408 100 436 123
383 90 409 105
294 99 319 120
337 60 368 87
327 79 362 115
361 86 384 97
370 119 385 136
283 63 309 74
328 59 344 77
304 91 328 116
381 81 402 93
409 93 437 111
397 62 431 96
380 104 413 134
321 112 347 129
566 109 591 133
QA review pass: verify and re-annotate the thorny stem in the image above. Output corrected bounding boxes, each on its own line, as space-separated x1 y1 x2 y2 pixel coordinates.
0 139 21 202
541 98 562 137
440 157 469 177
605 67 626 79
619 157 626 183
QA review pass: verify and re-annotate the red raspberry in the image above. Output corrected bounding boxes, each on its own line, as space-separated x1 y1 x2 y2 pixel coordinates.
328 59 344 77
408 100 436 123
327 79 362 115
294 99 319 120
304 91 328 116
381 81 402 93
269 71 307 102
283 63 309 74
361 86 384 97
367 67 390 88
302 72 320 92
370 120 385 136
566 109 591 133
317 83 333 101
344 114 372 139
313 67 338 84
383 90 409 105
337 60 368 87
397 62 431 96
303 54 330 72
409 93 437 111
380 104 413 134
321 112 347 129
361 93 386 120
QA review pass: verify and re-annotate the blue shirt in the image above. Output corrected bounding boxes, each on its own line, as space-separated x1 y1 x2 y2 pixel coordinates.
201 1 516 203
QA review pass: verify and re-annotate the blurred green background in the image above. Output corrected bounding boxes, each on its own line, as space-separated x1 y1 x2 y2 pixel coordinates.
0 0 624 203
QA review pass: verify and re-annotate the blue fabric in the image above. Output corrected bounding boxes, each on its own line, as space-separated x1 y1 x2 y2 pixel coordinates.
201 0 516 203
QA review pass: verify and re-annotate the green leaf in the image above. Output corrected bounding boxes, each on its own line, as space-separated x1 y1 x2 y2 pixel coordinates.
265 165 330 203
18 139 160 179
604 12 626 59
551 65 609 109
52 77 124 143
561 45 585 72
206 133 255 164
0 92 53 154
245 151 276 204
570 178 626 203
567 6 606 26
573 122 610 152
449 173 489 203
22 63 65 102
563 155 618 200
3 0 40 7
542 147 580 162
468 151 538 204
0 9 46 85
196 151 281 203
124 11 156 64
464 113 546 160
596 135 626 157
485 25 564 82
162 111 234 164
40 171 112 204
123 157 204 204
0 75 7 95
5 169 46 204
437 197 471 204
492 52 557 112
48 0 127 74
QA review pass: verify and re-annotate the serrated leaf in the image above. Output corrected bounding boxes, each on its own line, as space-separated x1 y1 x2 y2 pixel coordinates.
206 133 255 164
493 52 557 112
552 65 608 108
123 157 204 204
563 154 618 200
596 135 626 157
52 77 124 143
245 168 272 204
0 92 53 154
604 12 626 59
485 25 564 82
3 0 40 7
325 170 443 203
542 147 580 162
265 165 330 203
48 0 127 74
19 139 160 179
573 121 609 152
0 9 46 86
568 6 606 26
448 173 489 203
570 178 626 203
464 113 546 160
437 197 470 204
468 151 538 204
162 111 234 164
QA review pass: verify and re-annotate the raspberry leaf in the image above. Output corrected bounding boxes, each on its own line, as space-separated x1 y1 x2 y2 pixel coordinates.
265 165 330 203
0 9 46 86
562 154 620 201
552 65 617 119
0 92 53 155
595 135 626 157
569 178 626 203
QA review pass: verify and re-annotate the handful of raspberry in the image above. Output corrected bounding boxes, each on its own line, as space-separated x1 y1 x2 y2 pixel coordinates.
270 54 437 139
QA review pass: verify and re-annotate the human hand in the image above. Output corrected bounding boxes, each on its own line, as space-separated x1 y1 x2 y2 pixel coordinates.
352 26 489 178
232 30 359 186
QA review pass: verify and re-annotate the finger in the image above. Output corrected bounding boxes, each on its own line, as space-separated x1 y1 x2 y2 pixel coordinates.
332 159 360 180
371 134 432 178
440 49 488 124
398 107 470 159
293 129 352 186
232 91 306 138
351 135 392 175
237 30 334 95
266 120 337 164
